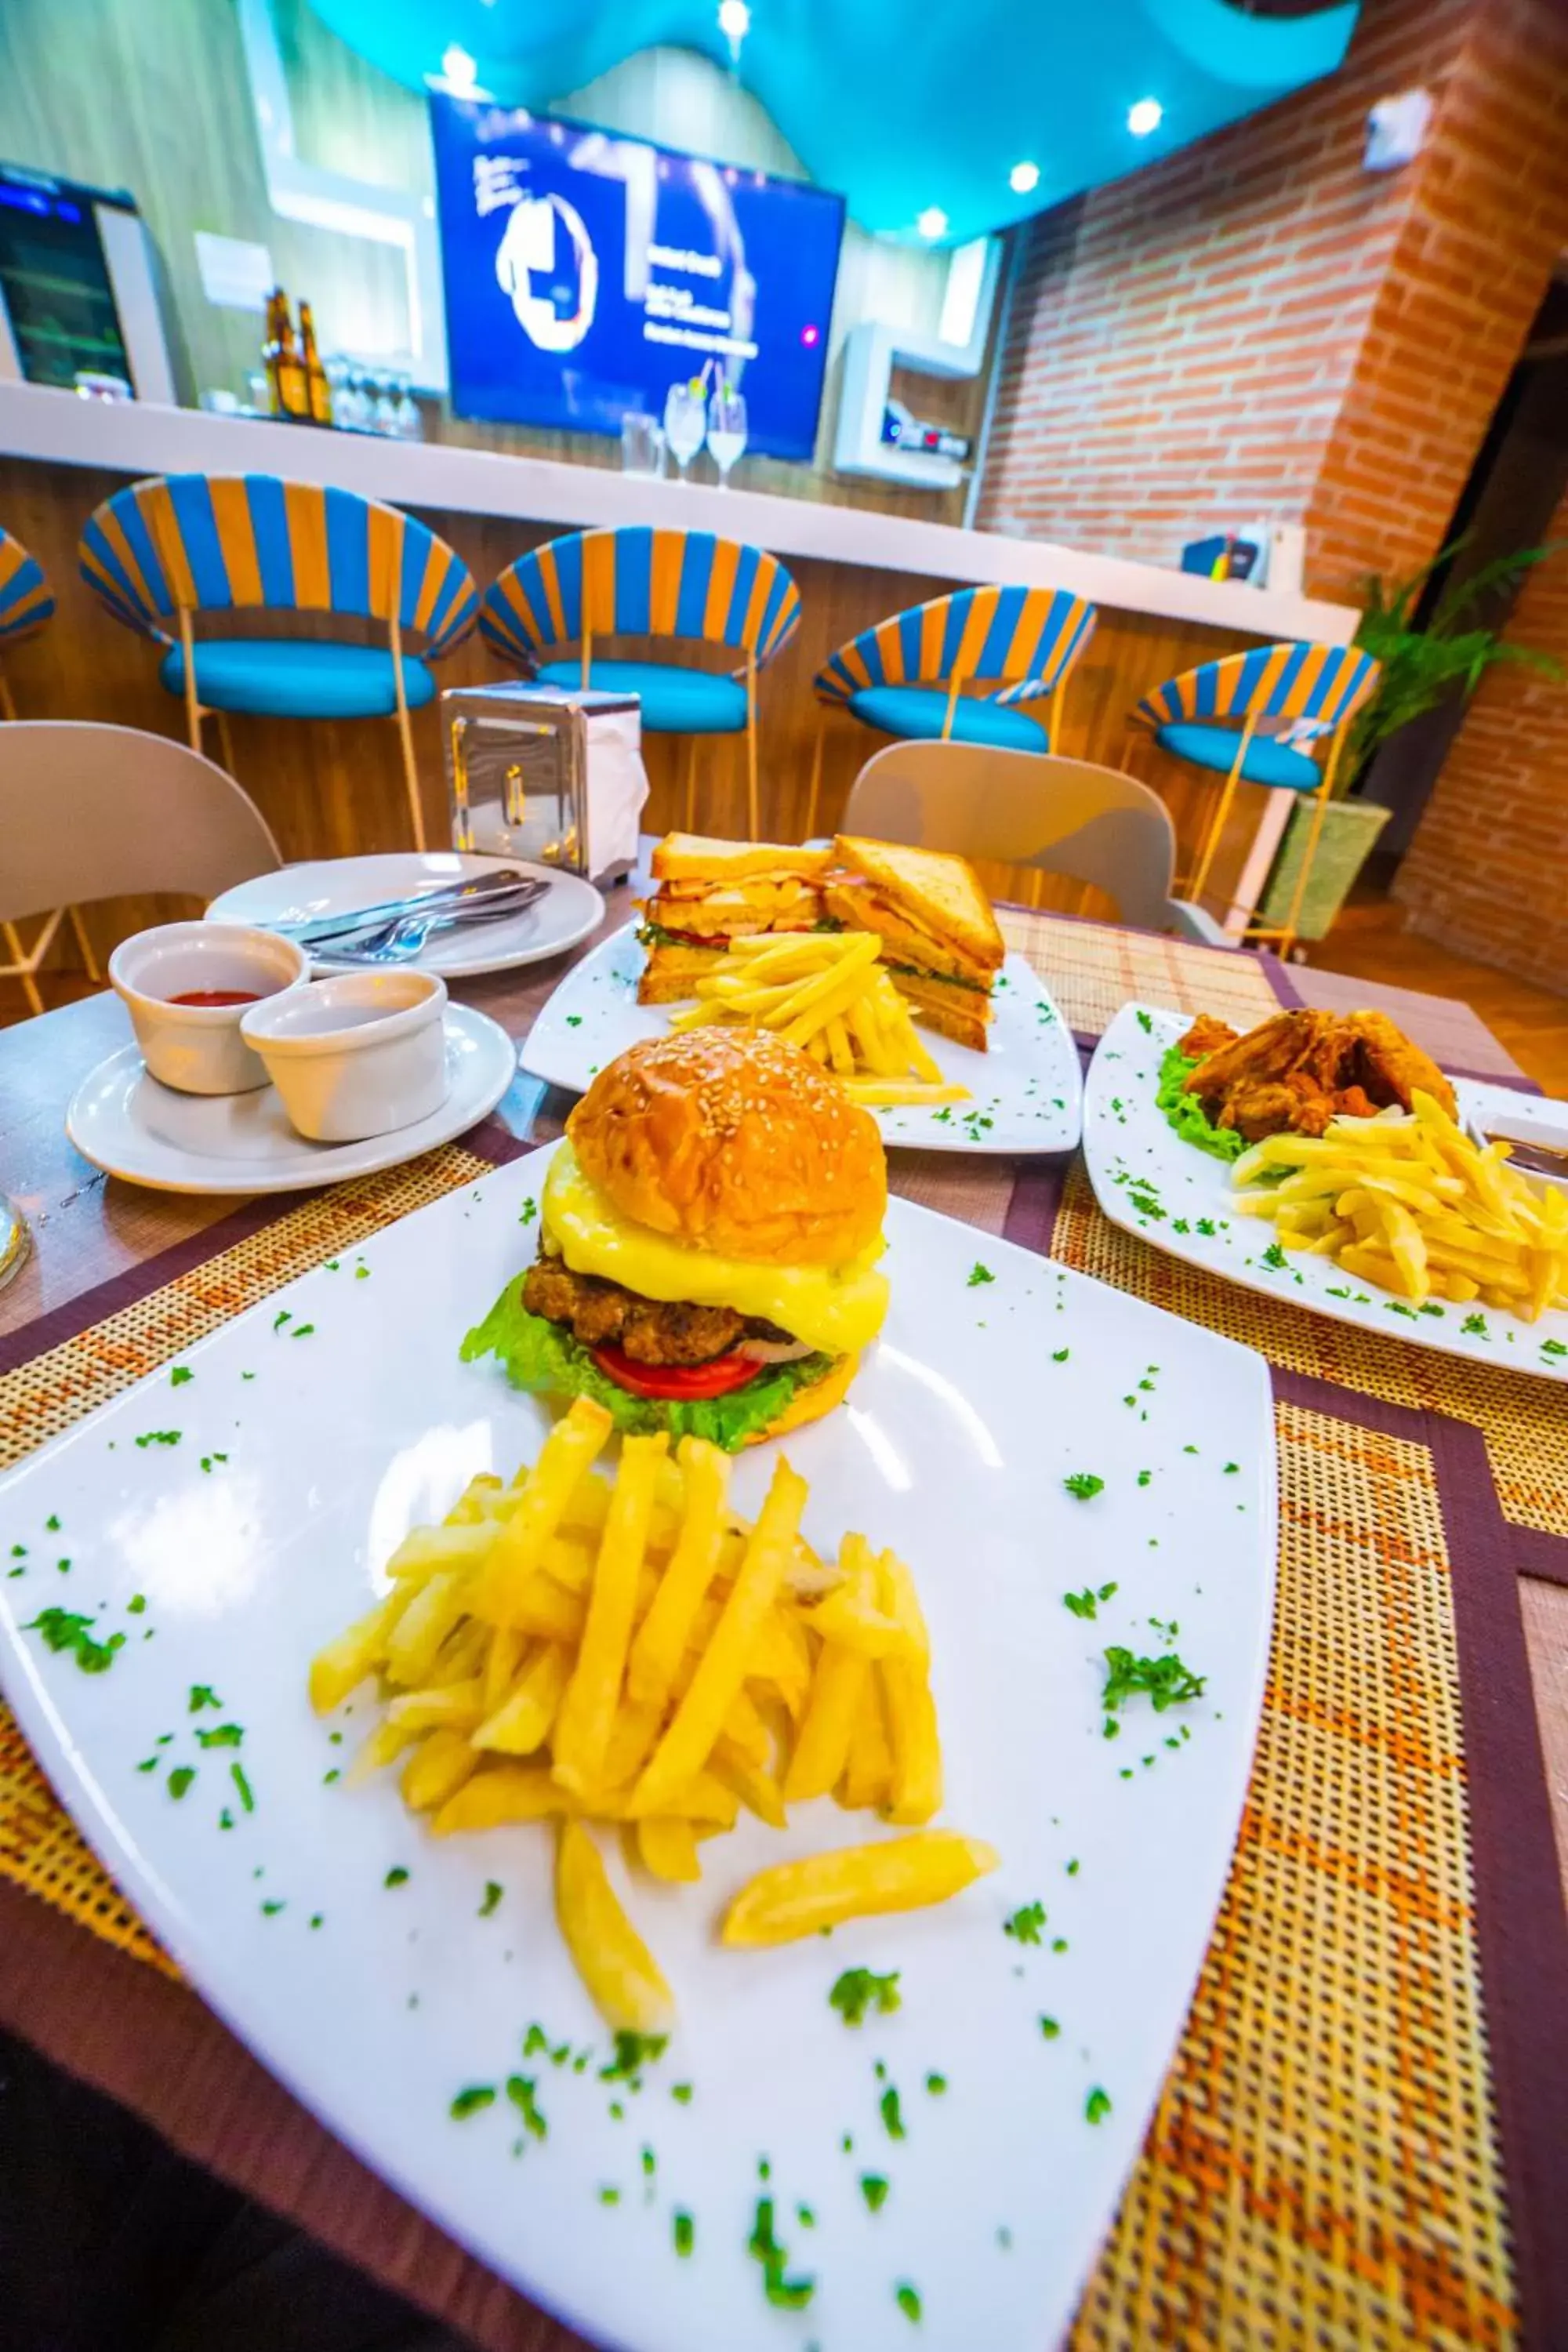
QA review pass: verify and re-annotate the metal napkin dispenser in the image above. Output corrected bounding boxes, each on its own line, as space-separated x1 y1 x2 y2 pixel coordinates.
441 681 649 884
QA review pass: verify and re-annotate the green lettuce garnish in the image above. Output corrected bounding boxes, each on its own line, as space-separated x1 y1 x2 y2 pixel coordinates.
460 1283 837 1453
1156 1044 1246 1163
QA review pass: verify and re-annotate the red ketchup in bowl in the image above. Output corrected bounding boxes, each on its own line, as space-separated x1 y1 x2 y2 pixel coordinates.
165 989 263 1008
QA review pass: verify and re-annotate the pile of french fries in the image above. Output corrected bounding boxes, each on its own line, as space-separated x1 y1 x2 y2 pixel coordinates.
666 931 969 1108
1232 1088 1568 1316
310 1398 996 2031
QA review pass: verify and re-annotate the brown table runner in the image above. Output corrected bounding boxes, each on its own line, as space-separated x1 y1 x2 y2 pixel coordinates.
1 914 1565 2350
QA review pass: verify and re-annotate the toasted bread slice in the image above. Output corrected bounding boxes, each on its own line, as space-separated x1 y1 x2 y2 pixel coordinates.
887 968 993 1053
821 880 996 989
652 832 834 884
644 881 822 937
635 941 726 1004
833 836 1004 974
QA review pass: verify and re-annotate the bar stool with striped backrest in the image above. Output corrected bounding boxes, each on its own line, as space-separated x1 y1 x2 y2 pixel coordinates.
1129 641 1381 956
77 475 478 849
806 583 1098 835
480 526 801 840
0 524 100 1012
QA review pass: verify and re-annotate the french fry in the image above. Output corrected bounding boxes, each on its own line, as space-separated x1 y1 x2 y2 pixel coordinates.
385 1570 470 1688
625 1439 731 1710
555 1820 674 2032
783 1633 869 1803
470 1398 613 1625
442 1472 506 1526
309 1592 399 1714
387 1678 486 1735
474 1642 572 1755
711 1737 788 1829
629 1458 808 1817
839 1671 894 1812
384 1521 495 1581
720 1831 1000 1947
637 1817 702 1883
401 1727 480 1812
482 1624 526 1715
554 1434 669 1796
431 1763 575 1835
877 1550 942 1826
842 1080 971 1108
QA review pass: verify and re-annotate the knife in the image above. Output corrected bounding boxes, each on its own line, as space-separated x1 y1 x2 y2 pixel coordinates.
267 869 539 948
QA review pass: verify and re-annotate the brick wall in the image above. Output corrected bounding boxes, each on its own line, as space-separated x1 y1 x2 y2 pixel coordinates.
1392 482 1568 989
977 0 1568 602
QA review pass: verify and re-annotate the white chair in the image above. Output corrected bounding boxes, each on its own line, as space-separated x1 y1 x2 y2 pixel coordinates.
838 740 1232 946
0 722 281 1015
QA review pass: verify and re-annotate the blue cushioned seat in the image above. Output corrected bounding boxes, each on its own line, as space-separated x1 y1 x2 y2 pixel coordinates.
535 658 748 733
158 638 436 720
1154 720 1321 791
847 684 1048 752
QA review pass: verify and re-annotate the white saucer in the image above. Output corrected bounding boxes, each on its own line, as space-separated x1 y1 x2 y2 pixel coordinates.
66 1006 517 1195
207 854 604 978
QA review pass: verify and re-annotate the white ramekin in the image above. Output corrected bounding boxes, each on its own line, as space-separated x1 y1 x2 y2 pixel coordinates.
239 970 450 1143
108 922 310 1096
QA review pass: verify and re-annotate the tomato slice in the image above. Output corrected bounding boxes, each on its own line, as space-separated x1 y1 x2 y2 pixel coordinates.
589 1342 761 1400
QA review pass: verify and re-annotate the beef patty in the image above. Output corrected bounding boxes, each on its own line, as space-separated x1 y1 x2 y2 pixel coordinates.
523 1255 793 1368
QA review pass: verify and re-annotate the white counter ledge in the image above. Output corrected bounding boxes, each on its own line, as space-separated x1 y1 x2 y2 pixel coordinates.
0 381 1356 646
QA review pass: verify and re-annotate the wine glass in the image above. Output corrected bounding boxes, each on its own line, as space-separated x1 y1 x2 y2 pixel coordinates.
707 381 748 487
662 380 707 480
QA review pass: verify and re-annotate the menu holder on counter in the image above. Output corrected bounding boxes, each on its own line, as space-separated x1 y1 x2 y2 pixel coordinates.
441 681 648 885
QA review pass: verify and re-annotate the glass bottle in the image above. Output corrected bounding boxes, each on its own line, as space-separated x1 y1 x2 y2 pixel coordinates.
299 301 332 426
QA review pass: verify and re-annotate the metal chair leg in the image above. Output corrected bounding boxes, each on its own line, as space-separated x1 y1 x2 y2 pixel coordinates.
683 736 699 831
804 720 826 841
745 658 759 841
1273 779 1333 960
66 905 100 983
3 920 44 1018
389 613 426 852
1186 717 1256 906
216 711 238 778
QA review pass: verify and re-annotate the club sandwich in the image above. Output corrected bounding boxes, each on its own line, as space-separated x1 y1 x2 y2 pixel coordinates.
637 833 833 1004
826 835 1005 1052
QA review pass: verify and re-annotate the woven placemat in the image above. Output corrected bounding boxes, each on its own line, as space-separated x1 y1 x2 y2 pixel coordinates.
1000 909 1283 1042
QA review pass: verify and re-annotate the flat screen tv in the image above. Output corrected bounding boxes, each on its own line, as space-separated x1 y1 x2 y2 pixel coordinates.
429 92 844 462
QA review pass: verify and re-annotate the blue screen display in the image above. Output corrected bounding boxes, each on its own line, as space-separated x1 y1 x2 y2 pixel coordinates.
429 94 844 462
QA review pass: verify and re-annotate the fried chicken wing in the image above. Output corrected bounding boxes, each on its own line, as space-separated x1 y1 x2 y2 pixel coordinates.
1175 1006 1454 1144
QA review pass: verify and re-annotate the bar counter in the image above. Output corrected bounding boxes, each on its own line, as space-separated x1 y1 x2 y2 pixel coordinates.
0 381 1357 866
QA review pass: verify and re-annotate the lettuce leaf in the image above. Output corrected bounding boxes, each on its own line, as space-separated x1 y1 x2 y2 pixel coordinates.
460 1282 838 1451
1156 1045 1246 1163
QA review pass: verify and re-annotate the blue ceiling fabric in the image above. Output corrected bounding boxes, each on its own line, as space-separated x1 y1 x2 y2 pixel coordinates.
304 0 1361 244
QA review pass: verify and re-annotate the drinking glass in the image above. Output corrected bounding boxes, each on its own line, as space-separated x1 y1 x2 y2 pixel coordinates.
621 412 666 476
707 383 748 486
662 381 707 480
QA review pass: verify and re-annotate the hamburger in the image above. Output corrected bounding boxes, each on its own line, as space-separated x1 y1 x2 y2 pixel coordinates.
461 1028 889 1450
637 833 835 1005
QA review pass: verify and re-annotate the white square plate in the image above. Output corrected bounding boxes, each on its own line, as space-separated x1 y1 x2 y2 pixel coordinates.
1085 1004 1568 1383
0 1149 1275 2351
519 924 1083 1155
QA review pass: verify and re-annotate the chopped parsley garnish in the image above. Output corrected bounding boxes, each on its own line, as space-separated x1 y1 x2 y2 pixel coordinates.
1051 1347 1069 1363
1064 1588 1099 1620
1102 1647 1206 1714
673 2210 695 2256
449 2085 495 2120
189 1685 222 1713
1062 1472 1104 1501
45 1515 60 1532
291 1323 315 1340
1085 2087 1112 2124
1196 1218 1218 1237
1462 1313 1489 1338
25 1608 124 1674
135 1430 181 1449
1039 2015 1060 2039
829 1967 902 2027
523 2024 550 2056
1004 1900 1046 1944
895 2284 923 2323
384 1865 409 1889
170 1367 193 1388
748 2198 815 2310
967 1263 995 1288
354 1266 370 1280
1128 1190 1165 1221
519 1197 537 1225
261 1898 285 1917
926 2072 946 2095
860 2172 890 2212
230 1762 255 1813
194 1723 243 1749
127 1595 146 1615
642 2147 657 2178
167 1766 196 1800
1259 1242 1289 1272
505 2075 547 2141
671 2082 693 2103
1544 1339 1566 1358
880 2086 906 2140
1136 1010 1152 1033
273 1312 291 1332
599 2186 620 2206
479 1880 503 1917
601 2029 668 2082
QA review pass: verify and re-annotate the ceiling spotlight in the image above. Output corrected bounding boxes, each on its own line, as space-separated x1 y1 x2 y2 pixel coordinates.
718 0 750 56
1009 161 1040 194
916 206 949 241
1127 96 1163 137
441 44 477 90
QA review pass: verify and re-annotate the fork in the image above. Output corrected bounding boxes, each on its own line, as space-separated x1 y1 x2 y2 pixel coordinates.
323 884 548 964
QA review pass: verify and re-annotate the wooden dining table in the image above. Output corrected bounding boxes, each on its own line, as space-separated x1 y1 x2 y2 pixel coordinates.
2 873 1566 2352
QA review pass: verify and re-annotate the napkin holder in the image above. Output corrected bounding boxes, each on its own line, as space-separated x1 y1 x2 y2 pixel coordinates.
441 681 649 884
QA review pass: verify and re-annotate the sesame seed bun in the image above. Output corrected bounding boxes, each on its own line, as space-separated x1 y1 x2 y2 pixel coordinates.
565 1029 887 1267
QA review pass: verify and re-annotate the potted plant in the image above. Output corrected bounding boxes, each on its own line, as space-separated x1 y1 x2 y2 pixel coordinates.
1257 537 1563 942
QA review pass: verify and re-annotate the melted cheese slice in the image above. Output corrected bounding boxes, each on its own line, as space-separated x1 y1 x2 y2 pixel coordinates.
543 1145 889 1358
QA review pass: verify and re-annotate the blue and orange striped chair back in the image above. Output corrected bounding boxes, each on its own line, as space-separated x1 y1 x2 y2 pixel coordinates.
480 527 801 673
78 475 477 656
814 583 1096 710
0 528 53 645
1133 642 1380 738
